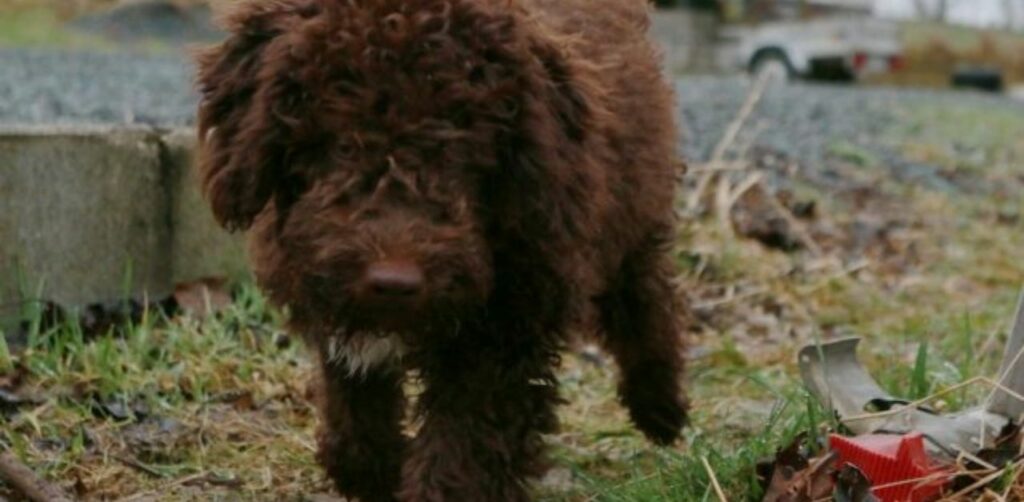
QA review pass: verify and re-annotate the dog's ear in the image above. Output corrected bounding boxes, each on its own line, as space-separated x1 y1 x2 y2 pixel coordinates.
531 42 595 144
485 39 605 324
491 38 603 242
195 1 319 231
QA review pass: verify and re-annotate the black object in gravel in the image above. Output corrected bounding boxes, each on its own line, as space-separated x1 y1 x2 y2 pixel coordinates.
951 67 1005 93
72 0 223 46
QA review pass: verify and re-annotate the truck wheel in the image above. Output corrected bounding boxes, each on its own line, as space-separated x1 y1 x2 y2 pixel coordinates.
750 51 793 82
951 67 1004 93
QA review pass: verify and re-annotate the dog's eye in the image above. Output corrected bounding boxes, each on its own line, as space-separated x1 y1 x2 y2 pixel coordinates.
468 66 485 83
333 192 352 207
373 92 391 115
358 208 381 221
276 173 309 210
358 165 389 195
449 105 474 128
334 142 356 161
283 173 308 193
429 204 451 223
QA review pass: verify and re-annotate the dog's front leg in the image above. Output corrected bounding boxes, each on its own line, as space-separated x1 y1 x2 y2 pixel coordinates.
399 343 560 502
316 349 407 502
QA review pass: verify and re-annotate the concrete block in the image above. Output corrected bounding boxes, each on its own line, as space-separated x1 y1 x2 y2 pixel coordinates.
650 10 719 75
162 128 248 284
0 126 248 329
0 126 171 309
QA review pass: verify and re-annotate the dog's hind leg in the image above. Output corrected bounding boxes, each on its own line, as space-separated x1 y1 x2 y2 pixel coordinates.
596 237 689 445
398 342 560 502
316 351 406 502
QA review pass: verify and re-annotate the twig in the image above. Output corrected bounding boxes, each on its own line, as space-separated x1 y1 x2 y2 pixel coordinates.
701 456 728 502
941 468 1007 500
0 451 75 502
797 259 869 296
687 162 751 173
687 73 771 213
714 170 736 233
841 376 989 424
1001 461 1023 499
710 75 771 164
695 258 861 311
757 183 824 256
694 286 768 311
984 325 1024 414
985 488 1007 502
956 448 998 472
115 472 209 502
726 172 765 209
115 455 166 479
840 375 1024 439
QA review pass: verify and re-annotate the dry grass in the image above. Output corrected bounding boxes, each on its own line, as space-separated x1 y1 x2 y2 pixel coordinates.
871 21 1024 88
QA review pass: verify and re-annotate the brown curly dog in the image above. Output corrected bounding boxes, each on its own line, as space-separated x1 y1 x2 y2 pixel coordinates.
195 0 688 499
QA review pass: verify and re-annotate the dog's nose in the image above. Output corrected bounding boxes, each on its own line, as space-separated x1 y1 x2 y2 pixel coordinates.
364 261 424 298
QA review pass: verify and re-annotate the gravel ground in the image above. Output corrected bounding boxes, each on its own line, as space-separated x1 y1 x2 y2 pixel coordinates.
1 49 1022 175
676 75 1022 164
0 50 196 126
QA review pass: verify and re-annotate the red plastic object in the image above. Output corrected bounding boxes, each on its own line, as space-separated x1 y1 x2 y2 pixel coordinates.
852 52 869 71
829 432 948 502
889 54 907 72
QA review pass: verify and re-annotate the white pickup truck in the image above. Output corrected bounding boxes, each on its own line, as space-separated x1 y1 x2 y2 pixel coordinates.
718 15 904 81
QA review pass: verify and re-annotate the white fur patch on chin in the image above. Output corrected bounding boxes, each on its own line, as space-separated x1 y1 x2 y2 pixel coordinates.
327 334 406 375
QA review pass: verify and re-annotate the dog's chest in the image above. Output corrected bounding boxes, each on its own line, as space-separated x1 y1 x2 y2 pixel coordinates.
327 335 407 375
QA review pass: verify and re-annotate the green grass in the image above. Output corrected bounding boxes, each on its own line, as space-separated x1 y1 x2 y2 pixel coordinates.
903 21 1024 54
0 8 108 49
1 285 326 499
0 5 180 52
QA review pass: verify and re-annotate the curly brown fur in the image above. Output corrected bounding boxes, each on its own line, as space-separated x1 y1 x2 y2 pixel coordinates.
195 0 688 499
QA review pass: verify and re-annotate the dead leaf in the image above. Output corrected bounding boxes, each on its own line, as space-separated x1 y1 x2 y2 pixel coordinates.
209 389 256 411
0 363 30 392
172 277 232 318
123 416 188 455
306 495 347 502
79 299 147 339
89 395 149 422
731 187 804 252
273 332 292 349
9 300 67 351
834 465 878 502
0 389 42 417
182 471 243 488
760 436 836 502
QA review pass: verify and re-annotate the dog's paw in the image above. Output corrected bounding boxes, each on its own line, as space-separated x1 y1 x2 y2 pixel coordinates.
620 366 689 445
629 393 689 445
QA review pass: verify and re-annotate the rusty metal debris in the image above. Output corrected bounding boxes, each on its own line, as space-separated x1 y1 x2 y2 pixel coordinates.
799 289 1024 460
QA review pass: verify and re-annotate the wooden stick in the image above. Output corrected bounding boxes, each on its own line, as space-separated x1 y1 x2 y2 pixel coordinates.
687 73 770 213
115 455 166 479
701 456 728 502
0 452 74 502
757 183 824 256
710 75 771 164
940 468 1006 500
